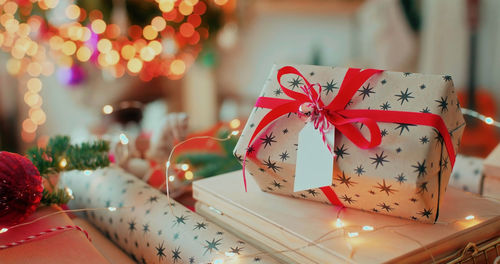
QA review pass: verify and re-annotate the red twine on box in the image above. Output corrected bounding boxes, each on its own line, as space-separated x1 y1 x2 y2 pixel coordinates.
242 66 457 207
0 225 91 250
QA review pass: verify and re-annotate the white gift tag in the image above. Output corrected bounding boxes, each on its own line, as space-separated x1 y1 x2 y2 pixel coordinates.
294 122 335 192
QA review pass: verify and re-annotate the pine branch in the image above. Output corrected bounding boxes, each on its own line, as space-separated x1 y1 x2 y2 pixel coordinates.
41 189 73 206
27 135 110 205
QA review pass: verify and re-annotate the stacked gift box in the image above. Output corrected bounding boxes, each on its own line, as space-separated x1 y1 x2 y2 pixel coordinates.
192 64 500 263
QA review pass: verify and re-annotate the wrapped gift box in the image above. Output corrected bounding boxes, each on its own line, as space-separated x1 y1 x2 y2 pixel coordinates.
193 170 500 263
0 206 108 264
234 64 465 222
483 143 500 199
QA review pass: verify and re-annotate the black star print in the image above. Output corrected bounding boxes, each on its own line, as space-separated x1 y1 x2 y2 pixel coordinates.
334 144 349 160
282 128 288 134
272 180 282 189
148 196 158 204
435 96 448 113
412 159 427 177
173 215 189 226
378 202 394 212
254 257 262 262
230 246 243 255
395 173 407 184
246 145 255 154
288 76 303 89
340 194 356 204
279 151 289 162
394 123 416 135
370 151 389 168
322 80 338 95
381 79 387 84
260 132 277 148
372 208 379 212
189 257 195 264
420 136 429 144
235 154 243 162
172 247 182 263
404 72 412 76
310 72 314 76
156 242 166 260
381 129 388 137
395 88 414 105
300 193 307 198
420 84 426 90
369 190 376 195
204 238 222 255
417 182 429 193
396 147 402 153
307 189 318 196
421 107 431 113
273 88 282 96
128 220 136 232
358 83 375 100
193 222 207 230
374 179 397 196
335 171 357 188
441 157 449 170
443 75 452 81
380 101 391 110
354 165 365 176
410 197 418 203
262 156 282 173
418 208 433 219
249 123 255 128
143 224 150 234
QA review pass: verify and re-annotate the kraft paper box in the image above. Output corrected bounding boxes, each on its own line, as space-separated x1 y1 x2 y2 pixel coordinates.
234 64 465 223
0 206 108 264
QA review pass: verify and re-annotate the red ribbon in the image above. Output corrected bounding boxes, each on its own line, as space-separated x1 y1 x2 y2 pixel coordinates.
243 66 456 207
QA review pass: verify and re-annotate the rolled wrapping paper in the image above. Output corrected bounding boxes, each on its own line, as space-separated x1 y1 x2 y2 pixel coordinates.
60 167 279 264
448 154 484 193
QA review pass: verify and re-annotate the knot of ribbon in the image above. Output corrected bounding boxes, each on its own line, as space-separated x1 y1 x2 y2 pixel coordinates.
242 66 456 200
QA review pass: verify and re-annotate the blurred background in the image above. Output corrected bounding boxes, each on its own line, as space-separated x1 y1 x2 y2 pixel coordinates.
1 0 500 158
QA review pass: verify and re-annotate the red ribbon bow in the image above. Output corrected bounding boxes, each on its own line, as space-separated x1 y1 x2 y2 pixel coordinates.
243 66 456 206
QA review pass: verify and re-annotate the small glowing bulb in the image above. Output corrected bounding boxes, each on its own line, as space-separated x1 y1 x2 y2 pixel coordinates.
102 105 113 114
59 158 68 168
65 187 74 199
0 228 8 234
225 251 236 257
213 259 224 264
465 215 475 220
83 170 92 176
362 225 374 231
231 130 240 136
229 118 241 129
485 117 494 125
119 133 129 145
335 218 343 228
168 175 175 182
108 206 117 212
181 163 189 171
185 171 194 180
348 232 359 238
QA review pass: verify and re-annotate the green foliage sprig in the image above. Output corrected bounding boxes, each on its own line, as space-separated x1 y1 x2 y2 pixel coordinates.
27 136 110 205
176 130 241 179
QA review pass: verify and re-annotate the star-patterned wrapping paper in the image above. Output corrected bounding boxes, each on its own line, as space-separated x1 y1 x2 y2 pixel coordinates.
234 64 465 223
449 155 484 194
59 167 279 264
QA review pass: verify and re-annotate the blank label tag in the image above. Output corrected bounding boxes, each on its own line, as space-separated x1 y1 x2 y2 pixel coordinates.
294 122 334 192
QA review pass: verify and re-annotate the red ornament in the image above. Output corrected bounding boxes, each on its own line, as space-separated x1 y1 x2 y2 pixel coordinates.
0 152 43 227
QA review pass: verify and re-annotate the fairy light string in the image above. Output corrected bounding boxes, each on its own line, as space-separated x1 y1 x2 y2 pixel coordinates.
2 109 500 260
